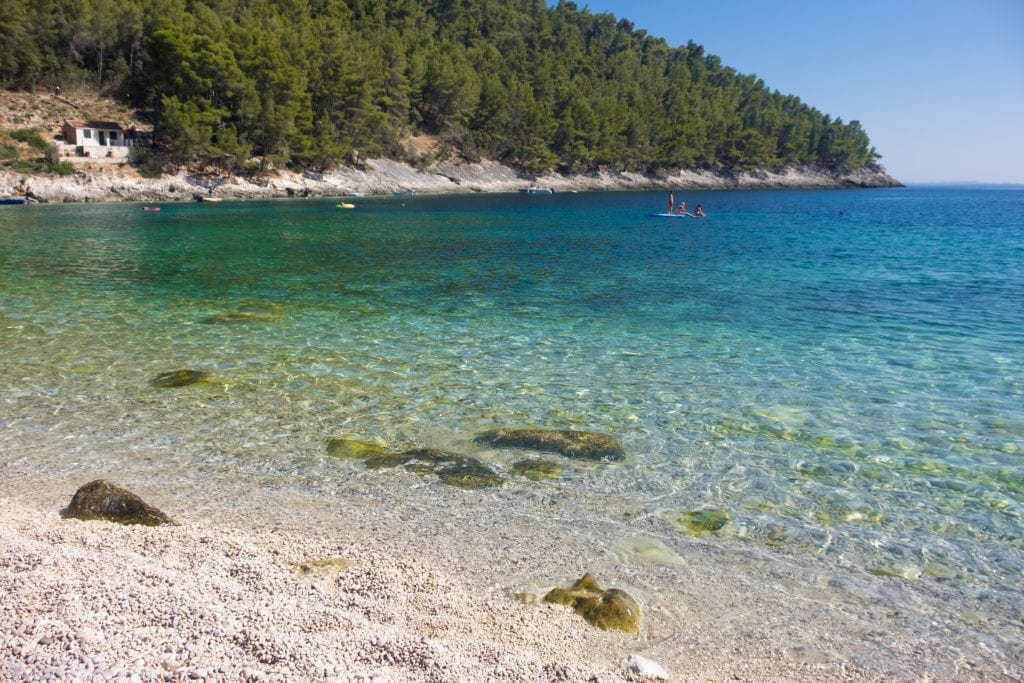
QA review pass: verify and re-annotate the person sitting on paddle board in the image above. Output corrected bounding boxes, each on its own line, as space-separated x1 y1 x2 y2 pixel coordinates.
677 201 687 215
694 203 704 217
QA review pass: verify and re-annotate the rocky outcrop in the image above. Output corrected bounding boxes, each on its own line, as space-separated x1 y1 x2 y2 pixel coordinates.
0 160 901 204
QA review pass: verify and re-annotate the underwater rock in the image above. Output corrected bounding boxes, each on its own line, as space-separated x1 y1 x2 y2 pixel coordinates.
200 312 265 324
200 302 280 324
510 458 562 481
402 449 503 489
326 441 503 489
670 509 731 536
148 369 209 388
475 428 624 461
435 460 503 489
63 480 176 526
326 438 391 460
543 572 641 635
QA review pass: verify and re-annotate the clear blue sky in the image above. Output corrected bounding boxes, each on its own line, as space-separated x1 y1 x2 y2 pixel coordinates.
560 0 1024 184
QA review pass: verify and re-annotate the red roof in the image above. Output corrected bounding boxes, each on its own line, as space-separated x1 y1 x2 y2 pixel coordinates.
64 119 124 130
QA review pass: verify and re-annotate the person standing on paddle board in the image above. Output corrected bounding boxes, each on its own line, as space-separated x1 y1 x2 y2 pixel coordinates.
668 191 674 214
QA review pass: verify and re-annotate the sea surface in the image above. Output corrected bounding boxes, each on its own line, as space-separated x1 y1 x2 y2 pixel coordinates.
2 186 1023 672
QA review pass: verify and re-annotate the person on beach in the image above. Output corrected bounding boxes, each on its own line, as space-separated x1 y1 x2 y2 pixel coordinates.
694 203 704 217
668 191 674 214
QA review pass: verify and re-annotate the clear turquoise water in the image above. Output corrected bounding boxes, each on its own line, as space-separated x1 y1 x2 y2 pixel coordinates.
2 188 1023 598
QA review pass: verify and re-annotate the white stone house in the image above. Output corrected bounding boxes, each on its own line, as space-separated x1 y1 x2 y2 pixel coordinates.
61 120 131 157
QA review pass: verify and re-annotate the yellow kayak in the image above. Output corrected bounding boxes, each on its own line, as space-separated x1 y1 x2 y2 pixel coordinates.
337 202 355 209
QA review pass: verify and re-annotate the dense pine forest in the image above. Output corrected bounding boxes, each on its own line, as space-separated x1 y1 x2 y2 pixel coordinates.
0 0 881 175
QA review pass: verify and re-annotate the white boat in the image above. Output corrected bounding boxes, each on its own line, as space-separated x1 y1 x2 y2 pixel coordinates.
519 186 553 194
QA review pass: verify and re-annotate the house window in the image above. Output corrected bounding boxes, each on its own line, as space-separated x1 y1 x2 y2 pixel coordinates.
109 131 118 142
83 129 92 139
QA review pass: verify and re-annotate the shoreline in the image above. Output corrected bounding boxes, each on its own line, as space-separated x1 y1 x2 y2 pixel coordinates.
0 158 901 204
3 465 1020 682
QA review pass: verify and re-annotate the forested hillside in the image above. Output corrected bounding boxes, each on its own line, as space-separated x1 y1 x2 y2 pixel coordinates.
0 0 881 175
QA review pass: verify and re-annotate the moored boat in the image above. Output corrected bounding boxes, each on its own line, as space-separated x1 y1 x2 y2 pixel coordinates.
0 197 29 205
519 186 553 194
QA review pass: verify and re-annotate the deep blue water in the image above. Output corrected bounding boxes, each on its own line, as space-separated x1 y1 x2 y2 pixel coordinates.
2 187 1023 593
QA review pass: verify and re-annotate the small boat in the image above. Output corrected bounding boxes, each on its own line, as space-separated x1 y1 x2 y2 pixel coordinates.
519 186 553 194
199 195 223 202
337 202 355 209
142 206 160 212
0 197 29 205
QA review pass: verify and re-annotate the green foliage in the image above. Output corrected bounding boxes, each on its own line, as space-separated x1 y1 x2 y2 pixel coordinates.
0 0 883 174
11 128 48 151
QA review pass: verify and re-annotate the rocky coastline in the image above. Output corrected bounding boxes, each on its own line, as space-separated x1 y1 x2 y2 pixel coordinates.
0 158 901 204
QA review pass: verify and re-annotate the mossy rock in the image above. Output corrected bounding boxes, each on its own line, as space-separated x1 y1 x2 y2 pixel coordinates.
363 452 417 470
510 458 562 481
402 449 503 489
200 311 268 324
475 428 624 461
328 442 503 489
671 509 731 536
436 460 503 489
326 438 391 460
201 302 280 324
63 479 177 526
148 369 210 388
542 573 640 635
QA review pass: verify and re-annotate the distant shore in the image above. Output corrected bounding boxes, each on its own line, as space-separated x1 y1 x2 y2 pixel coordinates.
0 158 901 204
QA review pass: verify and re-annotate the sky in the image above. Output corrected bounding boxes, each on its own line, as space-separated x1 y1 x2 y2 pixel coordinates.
563 0 1024 184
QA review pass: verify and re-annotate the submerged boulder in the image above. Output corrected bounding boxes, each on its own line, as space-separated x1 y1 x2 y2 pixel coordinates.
326 438 391 460
325 440 504 489
543 572 641 635
401 449 503 489
63 480 177 526
670 508 731 536
474 428 625 461
200 302 281 324
148 369 209 388
510 458 562 481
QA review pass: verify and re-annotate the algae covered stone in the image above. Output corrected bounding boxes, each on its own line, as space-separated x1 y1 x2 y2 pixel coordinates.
326 438 391 460
671 508 731 536
475 428 625 461
200 302 281 324
402 449 503 489
510 458 562 481
63 479 177 526
325 440 503 489
543 572 641 635
149 369 209 388
435 461 503 489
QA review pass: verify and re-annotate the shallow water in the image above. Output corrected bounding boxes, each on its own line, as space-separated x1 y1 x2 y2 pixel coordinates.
2 187 1023 673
